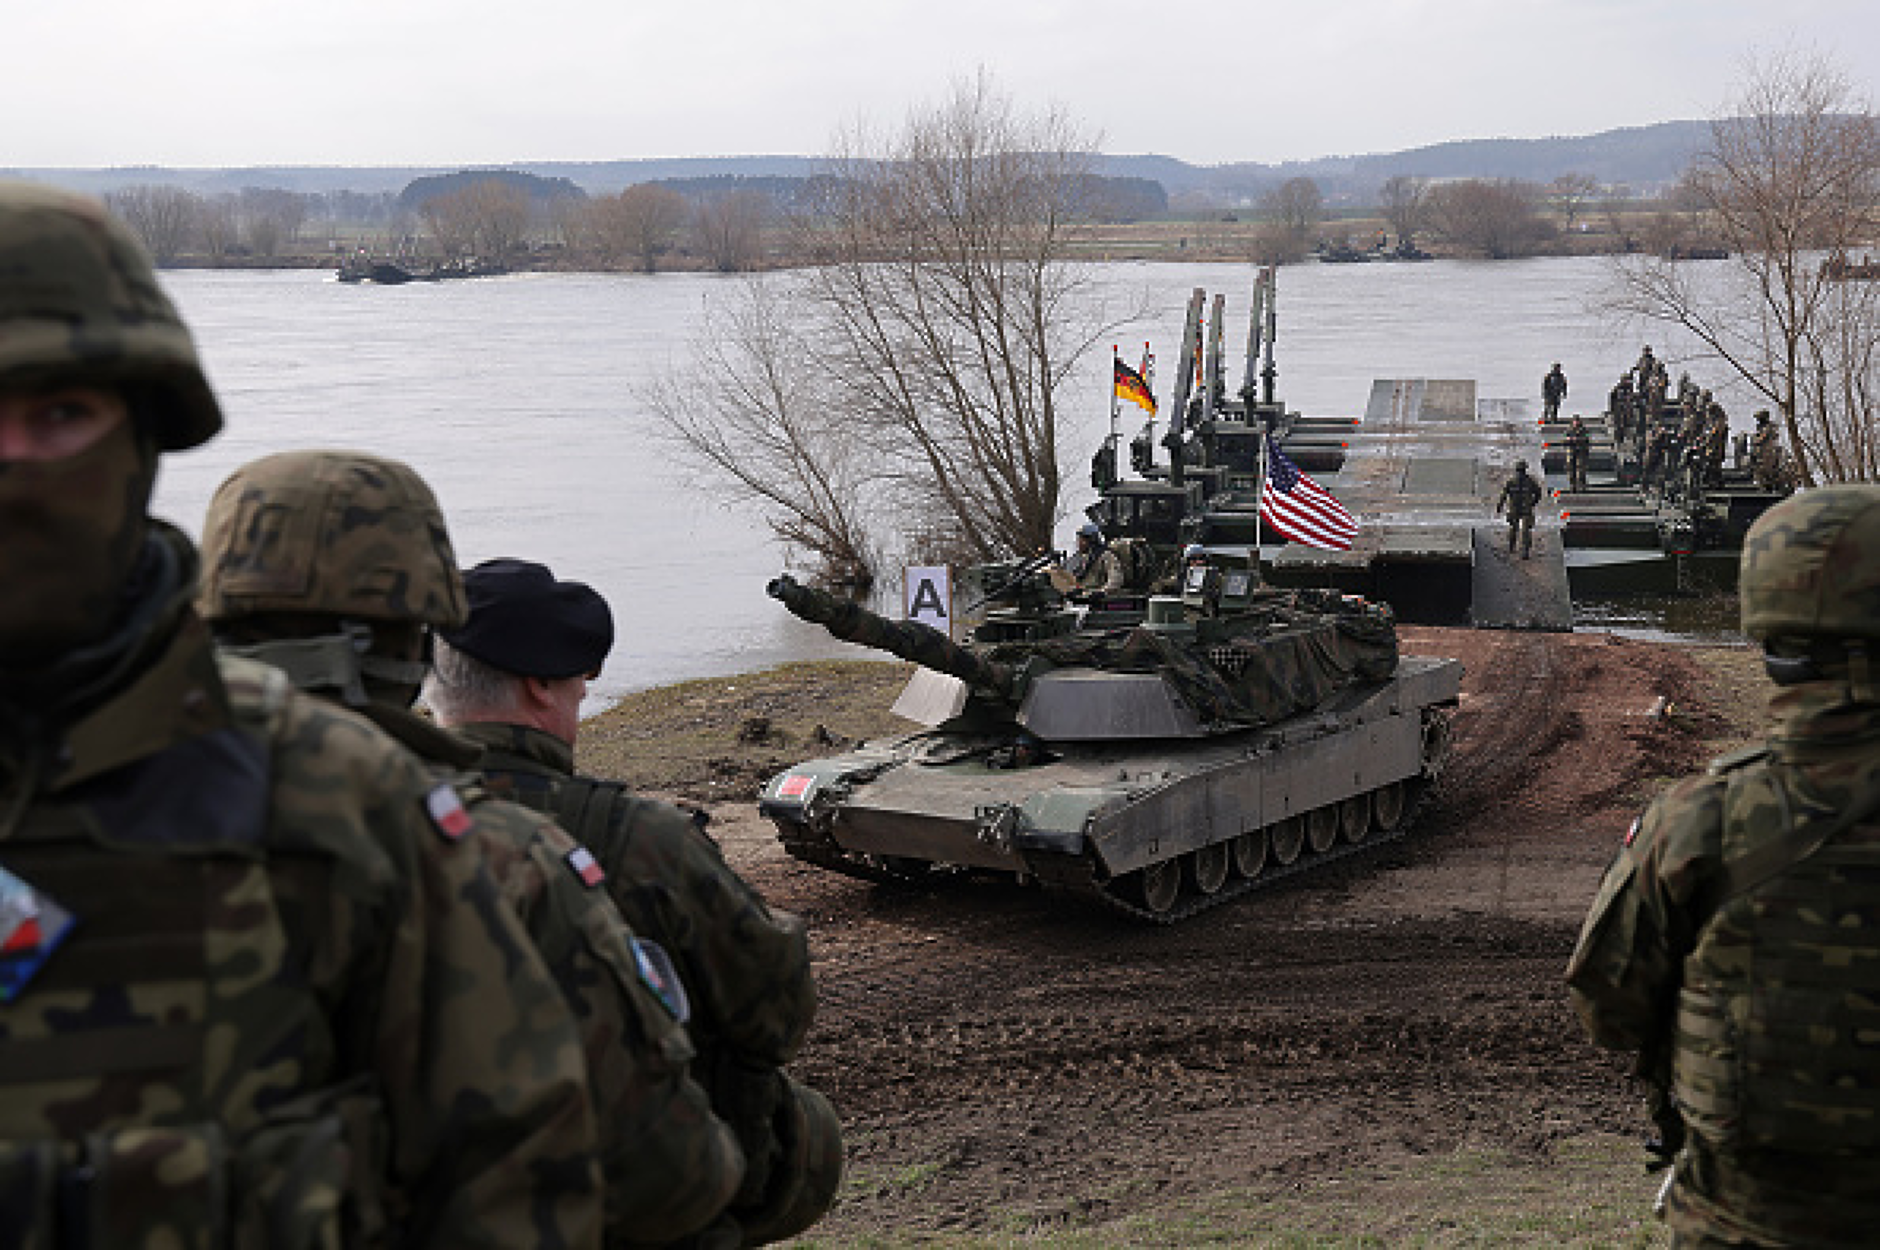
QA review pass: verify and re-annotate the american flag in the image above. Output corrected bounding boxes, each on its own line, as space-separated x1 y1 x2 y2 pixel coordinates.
1260 443 1358 550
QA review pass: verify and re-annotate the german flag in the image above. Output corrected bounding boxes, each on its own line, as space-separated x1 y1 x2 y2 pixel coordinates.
1114 357 1156 414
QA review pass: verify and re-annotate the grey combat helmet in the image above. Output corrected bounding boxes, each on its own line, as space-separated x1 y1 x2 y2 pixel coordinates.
197 450 468 706
1740 485 1880 693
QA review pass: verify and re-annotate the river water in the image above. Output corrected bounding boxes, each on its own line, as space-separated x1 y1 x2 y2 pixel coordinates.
150 256 1736 707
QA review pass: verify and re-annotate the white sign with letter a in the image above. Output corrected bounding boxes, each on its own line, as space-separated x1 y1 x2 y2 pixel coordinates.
904 566 951 634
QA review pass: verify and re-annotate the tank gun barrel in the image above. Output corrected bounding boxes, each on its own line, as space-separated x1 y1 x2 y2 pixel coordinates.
767 575 1015 697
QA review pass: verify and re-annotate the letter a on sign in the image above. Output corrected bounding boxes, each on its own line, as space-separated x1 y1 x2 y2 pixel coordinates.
905 566 950 630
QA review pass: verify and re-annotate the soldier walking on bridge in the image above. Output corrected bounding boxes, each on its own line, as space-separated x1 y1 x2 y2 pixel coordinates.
1496 458 1545 559
1543 363 1568 422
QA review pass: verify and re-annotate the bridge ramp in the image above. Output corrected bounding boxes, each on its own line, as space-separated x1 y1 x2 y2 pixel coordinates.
1469 525 1573 630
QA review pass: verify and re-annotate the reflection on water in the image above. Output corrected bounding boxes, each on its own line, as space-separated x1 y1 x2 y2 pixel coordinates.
1574 591 1747 646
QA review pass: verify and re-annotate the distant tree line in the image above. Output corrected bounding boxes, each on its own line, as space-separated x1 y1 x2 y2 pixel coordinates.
99 164 1174 274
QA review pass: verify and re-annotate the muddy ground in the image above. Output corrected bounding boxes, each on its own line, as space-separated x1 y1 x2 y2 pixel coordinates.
581 629 1767 1243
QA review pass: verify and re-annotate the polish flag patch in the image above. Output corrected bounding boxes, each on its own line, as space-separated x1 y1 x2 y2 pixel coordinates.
1 918 43 957
425 785 474 841
566 846 606 888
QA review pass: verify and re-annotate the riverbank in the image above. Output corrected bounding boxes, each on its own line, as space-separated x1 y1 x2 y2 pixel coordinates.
577 629 1764 1246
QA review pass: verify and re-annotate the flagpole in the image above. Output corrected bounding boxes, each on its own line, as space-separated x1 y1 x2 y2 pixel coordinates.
1109 345 1120 450
1254 419 1266 583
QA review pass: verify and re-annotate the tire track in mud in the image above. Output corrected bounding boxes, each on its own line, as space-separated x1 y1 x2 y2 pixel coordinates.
1408 627 1568 834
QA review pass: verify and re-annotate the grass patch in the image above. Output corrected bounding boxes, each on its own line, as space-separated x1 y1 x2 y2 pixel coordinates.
576 659 913 800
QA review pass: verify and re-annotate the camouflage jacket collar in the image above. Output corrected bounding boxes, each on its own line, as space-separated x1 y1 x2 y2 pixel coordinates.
1767 682 1880 762
452 722 574 779
353 701 484 772
39 610 236 796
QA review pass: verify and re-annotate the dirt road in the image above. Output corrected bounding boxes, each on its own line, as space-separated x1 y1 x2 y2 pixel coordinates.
592 628 1764 1241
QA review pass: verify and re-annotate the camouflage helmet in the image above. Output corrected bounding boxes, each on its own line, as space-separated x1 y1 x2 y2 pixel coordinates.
198 449 468 628
0 181 221 450
1739 486 1880 643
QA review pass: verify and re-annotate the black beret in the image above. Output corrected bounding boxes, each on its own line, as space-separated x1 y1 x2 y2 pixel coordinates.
439 558 614 680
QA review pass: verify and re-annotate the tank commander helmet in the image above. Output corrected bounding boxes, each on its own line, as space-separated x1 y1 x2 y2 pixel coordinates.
1514 459 1529 473
1739 485 1880 695
1756 410 1773 424
197 449 468 706
0 181 221 450
1076 521 1103 546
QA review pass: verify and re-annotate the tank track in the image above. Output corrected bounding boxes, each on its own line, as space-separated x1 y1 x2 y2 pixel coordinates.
775 823 966 888
771 780 1432 922
1077 781 1434 925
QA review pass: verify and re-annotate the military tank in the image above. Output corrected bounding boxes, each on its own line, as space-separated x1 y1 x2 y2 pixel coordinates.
757 566 1462 922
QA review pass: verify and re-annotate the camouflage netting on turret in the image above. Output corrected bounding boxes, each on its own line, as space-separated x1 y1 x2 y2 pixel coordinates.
983 592 1398 729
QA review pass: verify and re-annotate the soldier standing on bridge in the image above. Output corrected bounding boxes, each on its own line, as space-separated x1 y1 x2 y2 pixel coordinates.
1563 415 1592 493
1495 458 1545 559
1705 403 1732 488
1610 373 1636 446
1750 411 1788 492
1543 363 1568 421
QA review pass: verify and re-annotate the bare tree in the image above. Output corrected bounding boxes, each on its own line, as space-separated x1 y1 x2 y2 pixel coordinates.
693 190 768 273
1260 177 1323 254
419 180 532 260
1549 172 1600 232
238 188 310 258
198 194 241 261
1378 175 1430 249
418 192 475 258
650 276 876 584
106 185 201 264
793 72 1127 560
1606 50 1880 484
1427 179 1550 258
600 184 689 273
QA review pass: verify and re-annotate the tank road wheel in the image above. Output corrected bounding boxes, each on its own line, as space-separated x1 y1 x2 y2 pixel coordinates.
1373 781 1408 832
1132 858 1184 915
1339 793 1372 844
1190 842 1231 895
1270 816 1305 866
1232 829 1268 879
1306 806 1339 855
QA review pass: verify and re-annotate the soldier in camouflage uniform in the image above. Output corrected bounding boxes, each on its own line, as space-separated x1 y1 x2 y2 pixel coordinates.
195 451 748 1247
1567 484 1880 1248
1562 415 1592 493
1749 411 1788 493
426 559 843 1247
1542 362 1567 421
1495 458 1544 558
0 182 604 1247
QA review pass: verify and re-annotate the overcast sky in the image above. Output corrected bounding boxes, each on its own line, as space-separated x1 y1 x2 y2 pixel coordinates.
11 0 1877 170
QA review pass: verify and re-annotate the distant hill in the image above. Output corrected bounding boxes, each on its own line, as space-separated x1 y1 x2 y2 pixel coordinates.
8 120 1712 208
1096 120 1711 206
